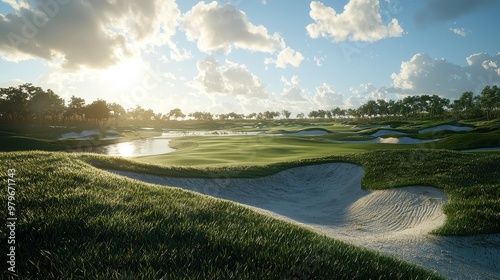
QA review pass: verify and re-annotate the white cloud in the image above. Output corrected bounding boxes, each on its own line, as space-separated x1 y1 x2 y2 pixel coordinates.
306 0 403 42
390 52 500 98
312 83 344 108
314 55 325 66
1 0 29 11
0 0 180 69
280 75 299 86
182 1 281 54
281 86 307 101
265 47 304 68
194 56 267 98
450 27 468 37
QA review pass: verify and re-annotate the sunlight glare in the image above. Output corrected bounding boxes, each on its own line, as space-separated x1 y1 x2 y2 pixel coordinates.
116 142 135 157
99 57 144 90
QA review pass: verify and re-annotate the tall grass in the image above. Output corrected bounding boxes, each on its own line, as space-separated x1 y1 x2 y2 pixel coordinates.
0 151 443 279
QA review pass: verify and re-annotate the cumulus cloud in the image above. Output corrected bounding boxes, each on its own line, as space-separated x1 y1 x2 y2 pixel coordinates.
281 86 307 101
265 47 304 68
312 83 344 109
0 0 180 69
280 75 299 86
390 52 500 98
182 1 281 54
306 0 403 42
194 56 267 98
415 0 495 25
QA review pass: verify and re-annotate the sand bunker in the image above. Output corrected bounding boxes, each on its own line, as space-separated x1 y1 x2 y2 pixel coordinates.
108 164 499 279
335 137 434 145
370 130 407 137
419 125 472 133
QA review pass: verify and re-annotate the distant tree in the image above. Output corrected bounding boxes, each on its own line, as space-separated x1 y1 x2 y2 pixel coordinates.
85 99 110 125
325 110 332 119
308 111 318 119
246 112 257 119
376 99 388 119
0 84 30 122
65 96 86 122
263 111 280 120
217 113 228 120
428 95 449 120
331 107 342 121
281 110 291 119
28 87 65 125
108 102 126 126
479 86 497 120
228 112 244 120
296 112 305 119
167 108 185 120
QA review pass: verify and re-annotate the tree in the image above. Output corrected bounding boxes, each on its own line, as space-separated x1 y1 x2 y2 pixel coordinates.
246 112 257 119
85 99 110 125
296 112 305 119
65 96 86 122
281 110 291 119
428 95 449 120
190 111 213 121
167 108 185 120
0 85 30 122
376 99 388 119
109 102 126 126
479 86 497 120
28 86 65 125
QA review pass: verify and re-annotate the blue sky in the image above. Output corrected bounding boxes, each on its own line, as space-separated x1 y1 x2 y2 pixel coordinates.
1 0 499 115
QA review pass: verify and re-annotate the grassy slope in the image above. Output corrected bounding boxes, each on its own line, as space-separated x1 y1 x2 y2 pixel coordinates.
82 149 500 236
0 151 442 279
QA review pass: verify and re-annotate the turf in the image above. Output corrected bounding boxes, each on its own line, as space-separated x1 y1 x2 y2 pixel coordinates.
0 151 443 279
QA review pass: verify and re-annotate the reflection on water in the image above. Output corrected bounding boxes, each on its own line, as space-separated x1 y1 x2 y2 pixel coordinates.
70 138 175 157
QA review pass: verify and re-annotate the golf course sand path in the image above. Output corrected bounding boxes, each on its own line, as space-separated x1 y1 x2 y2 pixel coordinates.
107 164 500 280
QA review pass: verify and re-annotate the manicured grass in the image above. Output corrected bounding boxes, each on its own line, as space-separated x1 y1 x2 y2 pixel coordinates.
141 135 411 166
81 149 500 236
0 151 443 279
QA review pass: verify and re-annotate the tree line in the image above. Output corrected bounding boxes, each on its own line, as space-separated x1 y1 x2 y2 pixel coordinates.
1 83 499 127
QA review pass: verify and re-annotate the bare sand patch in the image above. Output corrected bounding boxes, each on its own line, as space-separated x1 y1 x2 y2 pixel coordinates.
107 164 499 279
371 130 407 137
335 137 435 144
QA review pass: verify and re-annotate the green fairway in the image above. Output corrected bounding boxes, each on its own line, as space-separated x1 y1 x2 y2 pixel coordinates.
138 135 412 166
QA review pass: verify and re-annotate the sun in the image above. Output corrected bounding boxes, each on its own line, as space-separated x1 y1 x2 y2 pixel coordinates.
99 57 145 90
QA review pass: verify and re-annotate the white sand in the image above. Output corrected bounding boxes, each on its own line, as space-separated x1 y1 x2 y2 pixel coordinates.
335 137 435 145
371 130 407 137
106 164 500 279
419 125 473 133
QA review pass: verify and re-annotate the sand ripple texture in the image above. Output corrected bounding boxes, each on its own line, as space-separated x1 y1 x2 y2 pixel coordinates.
108 163 500 280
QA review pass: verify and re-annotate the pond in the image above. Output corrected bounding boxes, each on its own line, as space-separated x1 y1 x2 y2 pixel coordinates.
66 130 268 157
68 137 175 157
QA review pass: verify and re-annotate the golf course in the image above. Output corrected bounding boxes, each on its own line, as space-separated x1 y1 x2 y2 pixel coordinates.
1 116 499 279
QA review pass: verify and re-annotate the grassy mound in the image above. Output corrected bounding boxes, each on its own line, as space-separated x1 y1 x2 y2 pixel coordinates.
81 149 500 236
0 151 443 279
